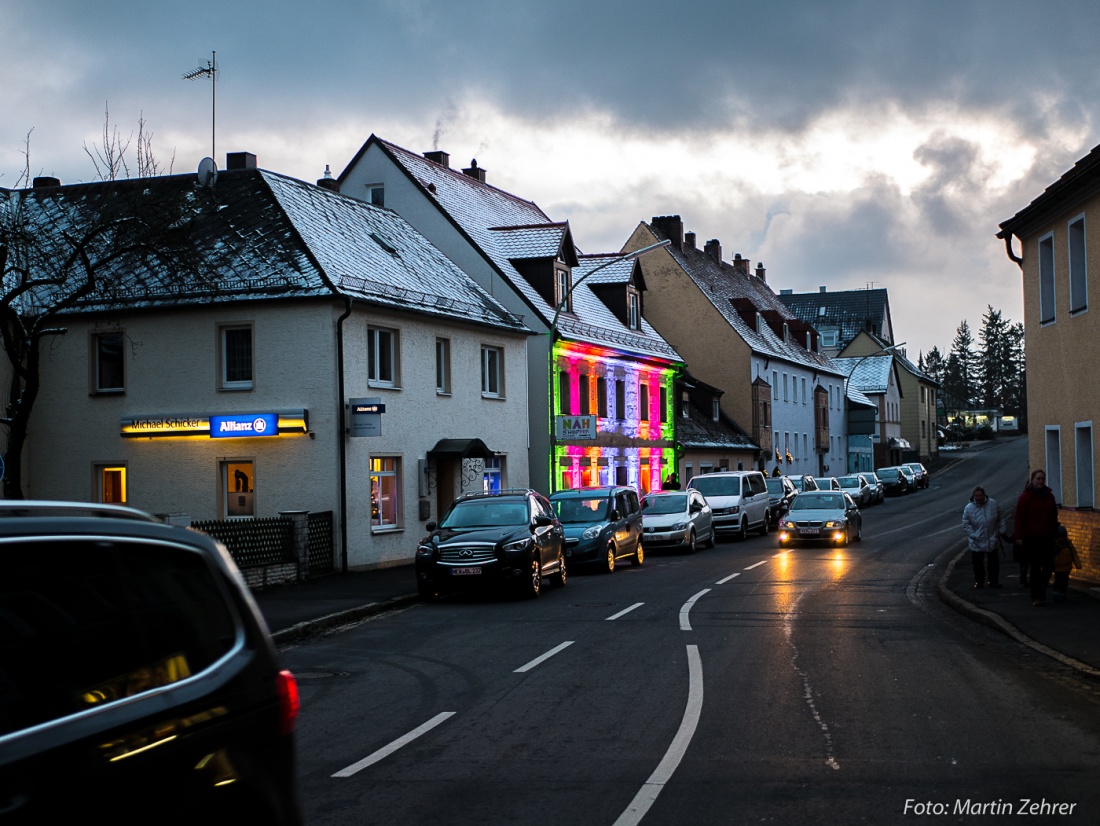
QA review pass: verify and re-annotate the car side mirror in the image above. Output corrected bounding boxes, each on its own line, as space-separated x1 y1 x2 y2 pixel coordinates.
534 514 553 528
426 521 437 532
610 509 621 521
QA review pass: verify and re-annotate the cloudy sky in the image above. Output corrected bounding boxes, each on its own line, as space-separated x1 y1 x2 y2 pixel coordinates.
5 0 1099 360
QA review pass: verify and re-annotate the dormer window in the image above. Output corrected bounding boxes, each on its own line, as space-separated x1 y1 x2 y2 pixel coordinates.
555 266 572 312
627 290 640 330
712 399 720 422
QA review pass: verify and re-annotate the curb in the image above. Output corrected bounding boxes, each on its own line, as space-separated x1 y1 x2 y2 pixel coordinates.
271 593 420 646
937 548 1100 680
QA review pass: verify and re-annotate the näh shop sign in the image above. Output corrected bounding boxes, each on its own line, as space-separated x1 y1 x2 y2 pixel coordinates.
555 415 597 440
121 410 308 439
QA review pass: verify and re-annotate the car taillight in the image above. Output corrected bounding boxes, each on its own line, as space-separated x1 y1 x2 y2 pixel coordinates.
276 669 300 735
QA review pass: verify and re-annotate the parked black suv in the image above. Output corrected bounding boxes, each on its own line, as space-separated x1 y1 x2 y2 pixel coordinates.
0 501 302 825
415 489 566 599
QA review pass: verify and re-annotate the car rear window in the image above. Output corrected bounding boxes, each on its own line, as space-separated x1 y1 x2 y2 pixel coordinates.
0 537 238 736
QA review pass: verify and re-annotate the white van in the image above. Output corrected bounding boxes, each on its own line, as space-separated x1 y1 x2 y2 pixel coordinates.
686 470 771 539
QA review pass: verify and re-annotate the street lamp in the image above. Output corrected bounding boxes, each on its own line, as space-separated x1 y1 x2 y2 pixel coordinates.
547 238 671 492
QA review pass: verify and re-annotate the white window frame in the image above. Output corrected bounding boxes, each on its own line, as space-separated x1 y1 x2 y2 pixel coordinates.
367 184 385 207
1044 425 1063 504
1068 214 1088 314
436 337 451 395
1076 422 1094 508
1039 232 1056 324
369 456 402 530
555 267 571 312
94 331 125 393
627 290 640 330
481 345 504 398
368 326 399 388
219 324 253 390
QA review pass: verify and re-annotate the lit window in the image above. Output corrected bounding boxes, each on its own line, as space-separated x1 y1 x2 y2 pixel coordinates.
370 457 401 529
368 326 398 387
436 338 451 394
224 461 255 519
483 457 503 493
94 332 125 393
481 346 504 397
220 325 253 390
96 465 126 504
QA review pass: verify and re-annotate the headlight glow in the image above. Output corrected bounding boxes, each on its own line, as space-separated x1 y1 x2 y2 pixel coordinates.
502 538 532 552
582 525 602 540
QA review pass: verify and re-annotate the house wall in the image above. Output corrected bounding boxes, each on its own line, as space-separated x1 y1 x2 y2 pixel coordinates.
27 300 530 570
343 146 553 491
755 355 846 477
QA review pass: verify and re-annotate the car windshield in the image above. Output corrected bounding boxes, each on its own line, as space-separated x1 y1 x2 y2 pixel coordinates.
765 479 787 494
838 477 860 488
878 468 898 479
791 492 844 511
552 496 610 524
691 476 740 497
441 499 529 528
642 494 687 515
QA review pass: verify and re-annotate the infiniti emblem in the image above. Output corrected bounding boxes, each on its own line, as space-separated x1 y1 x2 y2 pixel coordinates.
459 549 474 558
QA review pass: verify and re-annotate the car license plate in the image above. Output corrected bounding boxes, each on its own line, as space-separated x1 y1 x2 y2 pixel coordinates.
800 528 819 535
451 567 482 576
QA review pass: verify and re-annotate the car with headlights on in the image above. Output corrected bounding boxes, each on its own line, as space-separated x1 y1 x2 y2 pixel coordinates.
765 476 799 524
778 491 862 547
0 501 303 825
549 486 643 572
415 489 566 599
641 489 714 554
837 473 873 507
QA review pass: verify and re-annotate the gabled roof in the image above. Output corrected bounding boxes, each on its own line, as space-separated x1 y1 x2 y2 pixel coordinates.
676 374 757 451
359 136 680 363
490 223 579 266
840 329 939 386
644 222 840 376
13 169 528 333
776 287 892 348
833 355 896 395
998 141 1100 239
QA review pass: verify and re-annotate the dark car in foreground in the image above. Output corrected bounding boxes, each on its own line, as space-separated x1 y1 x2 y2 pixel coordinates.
778 491 863 547
416 489 566 599
550 486 643 572
0 501 302 825
641 489 715 554
765 476 799 523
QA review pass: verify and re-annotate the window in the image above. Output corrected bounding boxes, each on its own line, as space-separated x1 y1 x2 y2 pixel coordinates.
615 380 625 419
712 399 720 422
1039 233 1056 324
219 325 253 390
96 465 126 504
556 267 572 312
368 326 398 387
370 457 401 529
1076 423 1094 508
1044 426 1062 503
367 184 385 207
1068 216 1088 313
94 332 125 393
483 457 502 493
481 346 504 397
223 461 255 519
802 378 807 405
559 371 571 414
435 338 451 394
659 386 668 423
628 290 640 330
640 383 650 421
598 377 609 417
783 373 789 402
772 371 779 399
579 374 591 415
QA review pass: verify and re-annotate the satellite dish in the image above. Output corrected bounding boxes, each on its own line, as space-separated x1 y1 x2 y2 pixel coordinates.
197 156 218 188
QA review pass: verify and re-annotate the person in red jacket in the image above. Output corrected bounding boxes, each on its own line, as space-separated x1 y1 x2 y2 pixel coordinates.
1013 469 1059 606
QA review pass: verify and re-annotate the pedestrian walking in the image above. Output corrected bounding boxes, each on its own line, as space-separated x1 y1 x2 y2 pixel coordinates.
1051 524 1082 602
962 485 1002 588
1013 469 1059 606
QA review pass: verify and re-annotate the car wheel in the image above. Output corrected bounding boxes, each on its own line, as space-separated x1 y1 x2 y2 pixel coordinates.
685 530 697 555
553 549 567 587
632 538 645 566
840 526 850 547
523 556 541 598
855 522 862 542
704 528 716 548
758 510 771 535
737 517 748 541
604 544 616 573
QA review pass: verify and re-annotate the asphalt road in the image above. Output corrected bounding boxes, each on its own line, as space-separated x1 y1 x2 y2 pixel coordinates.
280 438 1100 825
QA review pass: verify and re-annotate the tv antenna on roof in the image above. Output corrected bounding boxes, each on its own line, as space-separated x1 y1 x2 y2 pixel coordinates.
183 50 219 162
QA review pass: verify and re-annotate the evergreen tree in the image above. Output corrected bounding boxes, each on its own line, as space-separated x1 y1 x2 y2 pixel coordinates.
921 346 945 384
977 305 1011 408
948 320 975 405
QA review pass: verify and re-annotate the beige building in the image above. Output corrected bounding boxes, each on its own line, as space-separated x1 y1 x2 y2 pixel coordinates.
7 160 532 571
998 143 1099 585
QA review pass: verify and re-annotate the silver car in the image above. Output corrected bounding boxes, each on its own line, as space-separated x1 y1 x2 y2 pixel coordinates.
641 489 715 553
778 490 863 547
837 473 873 507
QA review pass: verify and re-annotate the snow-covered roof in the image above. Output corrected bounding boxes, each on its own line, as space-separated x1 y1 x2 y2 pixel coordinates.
833 355 894 395
371 137 681 363
12 169 528 333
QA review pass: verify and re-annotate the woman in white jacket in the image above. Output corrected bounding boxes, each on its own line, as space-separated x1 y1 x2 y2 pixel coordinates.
962 485 1002 589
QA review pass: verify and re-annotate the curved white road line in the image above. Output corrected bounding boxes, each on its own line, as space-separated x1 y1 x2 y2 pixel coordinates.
679 589 711 631
613 645 703 826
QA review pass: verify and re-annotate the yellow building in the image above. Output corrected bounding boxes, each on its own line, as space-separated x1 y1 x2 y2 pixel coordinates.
998 144 1100 585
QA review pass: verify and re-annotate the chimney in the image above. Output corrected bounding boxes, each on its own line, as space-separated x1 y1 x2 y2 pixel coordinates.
317 164 340 192
755 262 766 282
684 231 696 249
424 150 450 168
732 253 749 274
818 285 827 293
33 176 61 188
704 239 723 263
226 152 258 171
462 159 486 183
650 215 684 249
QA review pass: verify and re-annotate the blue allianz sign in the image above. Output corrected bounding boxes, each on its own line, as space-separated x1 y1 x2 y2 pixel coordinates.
210 413 279 438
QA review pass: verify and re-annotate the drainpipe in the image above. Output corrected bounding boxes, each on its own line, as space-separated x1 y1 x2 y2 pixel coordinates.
1002 234 1023 267
337 297 354 573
